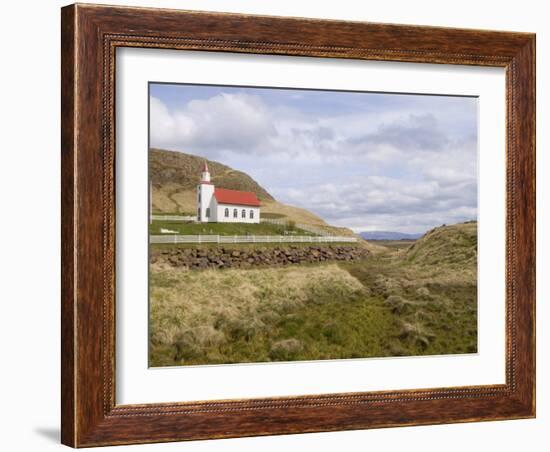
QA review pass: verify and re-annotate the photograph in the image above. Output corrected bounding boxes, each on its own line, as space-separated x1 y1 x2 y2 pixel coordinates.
148 83 479 367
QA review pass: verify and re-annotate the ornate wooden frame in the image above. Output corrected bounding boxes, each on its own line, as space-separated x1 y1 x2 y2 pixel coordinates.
61 3 536 447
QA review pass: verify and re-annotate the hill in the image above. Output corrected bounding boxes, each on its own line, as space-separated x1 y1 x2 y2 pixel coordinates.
360 231 423 241
404 221 477 266
150 149 359 237
150 148 274 212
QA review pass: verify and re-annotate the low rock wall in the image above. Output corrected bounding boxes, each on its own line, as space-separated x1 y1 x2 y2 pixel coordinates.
151 245 370 270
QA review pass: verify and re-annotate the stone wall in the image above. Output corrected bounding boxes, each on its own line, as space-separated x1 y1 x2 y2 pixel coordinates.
151 245 370 270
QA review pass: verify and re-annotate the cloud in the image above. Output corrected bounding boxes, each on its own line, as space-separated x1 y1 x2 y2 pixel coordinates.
349 113 450 151
150 93 276 152
272 173 476 233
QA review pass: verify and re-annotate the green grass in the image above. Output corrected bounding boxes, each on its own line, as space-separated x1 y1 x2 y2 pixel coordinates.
149 222 478 366
196 291 398 364
340 254 477 356
149 220 316 236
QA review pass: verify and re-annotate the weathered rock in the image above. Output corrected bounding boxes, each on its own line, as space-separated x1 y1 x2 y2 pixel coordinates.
151 245 370 270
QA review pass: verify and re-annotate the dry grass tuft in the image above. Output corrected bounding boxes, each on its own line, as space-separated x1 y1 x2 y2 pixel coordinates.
384 295 419 315
269 339 303 361
372 275 403 297
399 320 435 349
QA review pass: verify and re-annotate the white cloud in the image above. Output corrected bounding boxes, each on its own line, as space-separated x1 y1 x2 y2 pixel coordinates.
150 93 275 152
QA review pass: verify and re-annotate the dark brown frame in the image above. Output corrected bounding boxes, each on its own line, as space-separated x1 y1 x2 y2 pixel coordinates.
61 3 536 447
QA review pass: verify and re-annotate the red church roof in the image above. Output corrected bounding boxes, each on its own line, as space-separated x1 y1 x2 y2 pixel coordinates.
214 188 261 207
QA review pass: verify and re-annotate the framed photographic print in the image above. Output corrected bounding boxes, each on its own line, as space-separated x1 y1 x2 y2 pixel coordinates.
61 3 536 447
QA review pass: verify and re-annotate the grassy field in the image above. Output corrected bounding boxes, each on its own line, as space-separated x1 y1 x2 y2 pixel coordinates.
149 220 316 236
149 222 477 366
369 240 416 251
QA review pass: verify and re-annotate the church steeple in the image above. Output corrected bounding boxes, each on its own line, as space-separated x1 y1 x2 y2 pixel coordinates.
200 160 211 183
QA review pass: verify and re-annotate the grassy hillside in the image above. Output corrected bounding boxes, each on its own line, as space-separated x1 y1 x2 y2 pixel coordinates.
404 221 477 266
261 200 329 227
150 148 274 206
149 221 478 366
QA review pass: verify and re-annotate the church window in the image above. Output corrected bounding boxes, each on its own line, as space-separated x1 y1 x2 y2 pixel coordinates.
206 208 210 218
224 208 229 217
242 209 246 218
233 209 238 218
250 210 254 219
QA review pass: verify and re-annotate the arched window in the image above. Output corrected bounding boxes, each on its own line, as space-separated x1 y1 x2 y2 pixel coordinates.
224 208 229 217
205 208 210 218
233 208 238 218
249 210 254 219
242 209 246 218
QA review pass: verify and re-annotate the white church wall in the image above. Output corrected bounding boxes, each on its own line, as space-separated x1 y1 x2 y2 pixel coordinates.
217 205 260 224
210 196 219 222
197 182 214 223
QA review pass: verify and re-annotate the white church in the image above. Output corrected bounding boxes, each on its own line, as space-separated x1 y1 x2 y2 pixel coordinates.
197 161 261 224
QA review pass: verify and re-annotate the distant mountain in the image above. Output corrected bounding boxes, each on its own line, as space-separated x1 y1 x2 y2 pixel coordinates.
359 231 423 241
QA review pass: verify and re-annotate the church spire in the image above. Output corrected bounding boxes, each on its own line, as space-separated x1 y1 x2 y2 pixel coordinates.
200 160 211 183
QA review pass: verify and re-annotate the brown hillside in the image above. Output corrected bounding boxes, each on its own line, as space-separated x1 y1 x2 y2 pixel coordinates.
150 149 274 204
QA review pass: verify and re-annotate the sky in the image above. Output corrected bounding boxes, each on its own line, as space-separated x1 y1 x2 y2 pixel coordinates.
149 83 478 234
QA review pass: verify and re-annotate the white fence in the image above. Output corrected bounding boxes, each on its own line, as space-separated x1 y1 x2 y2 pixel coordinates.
151 214 197 222
150 235 357 244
